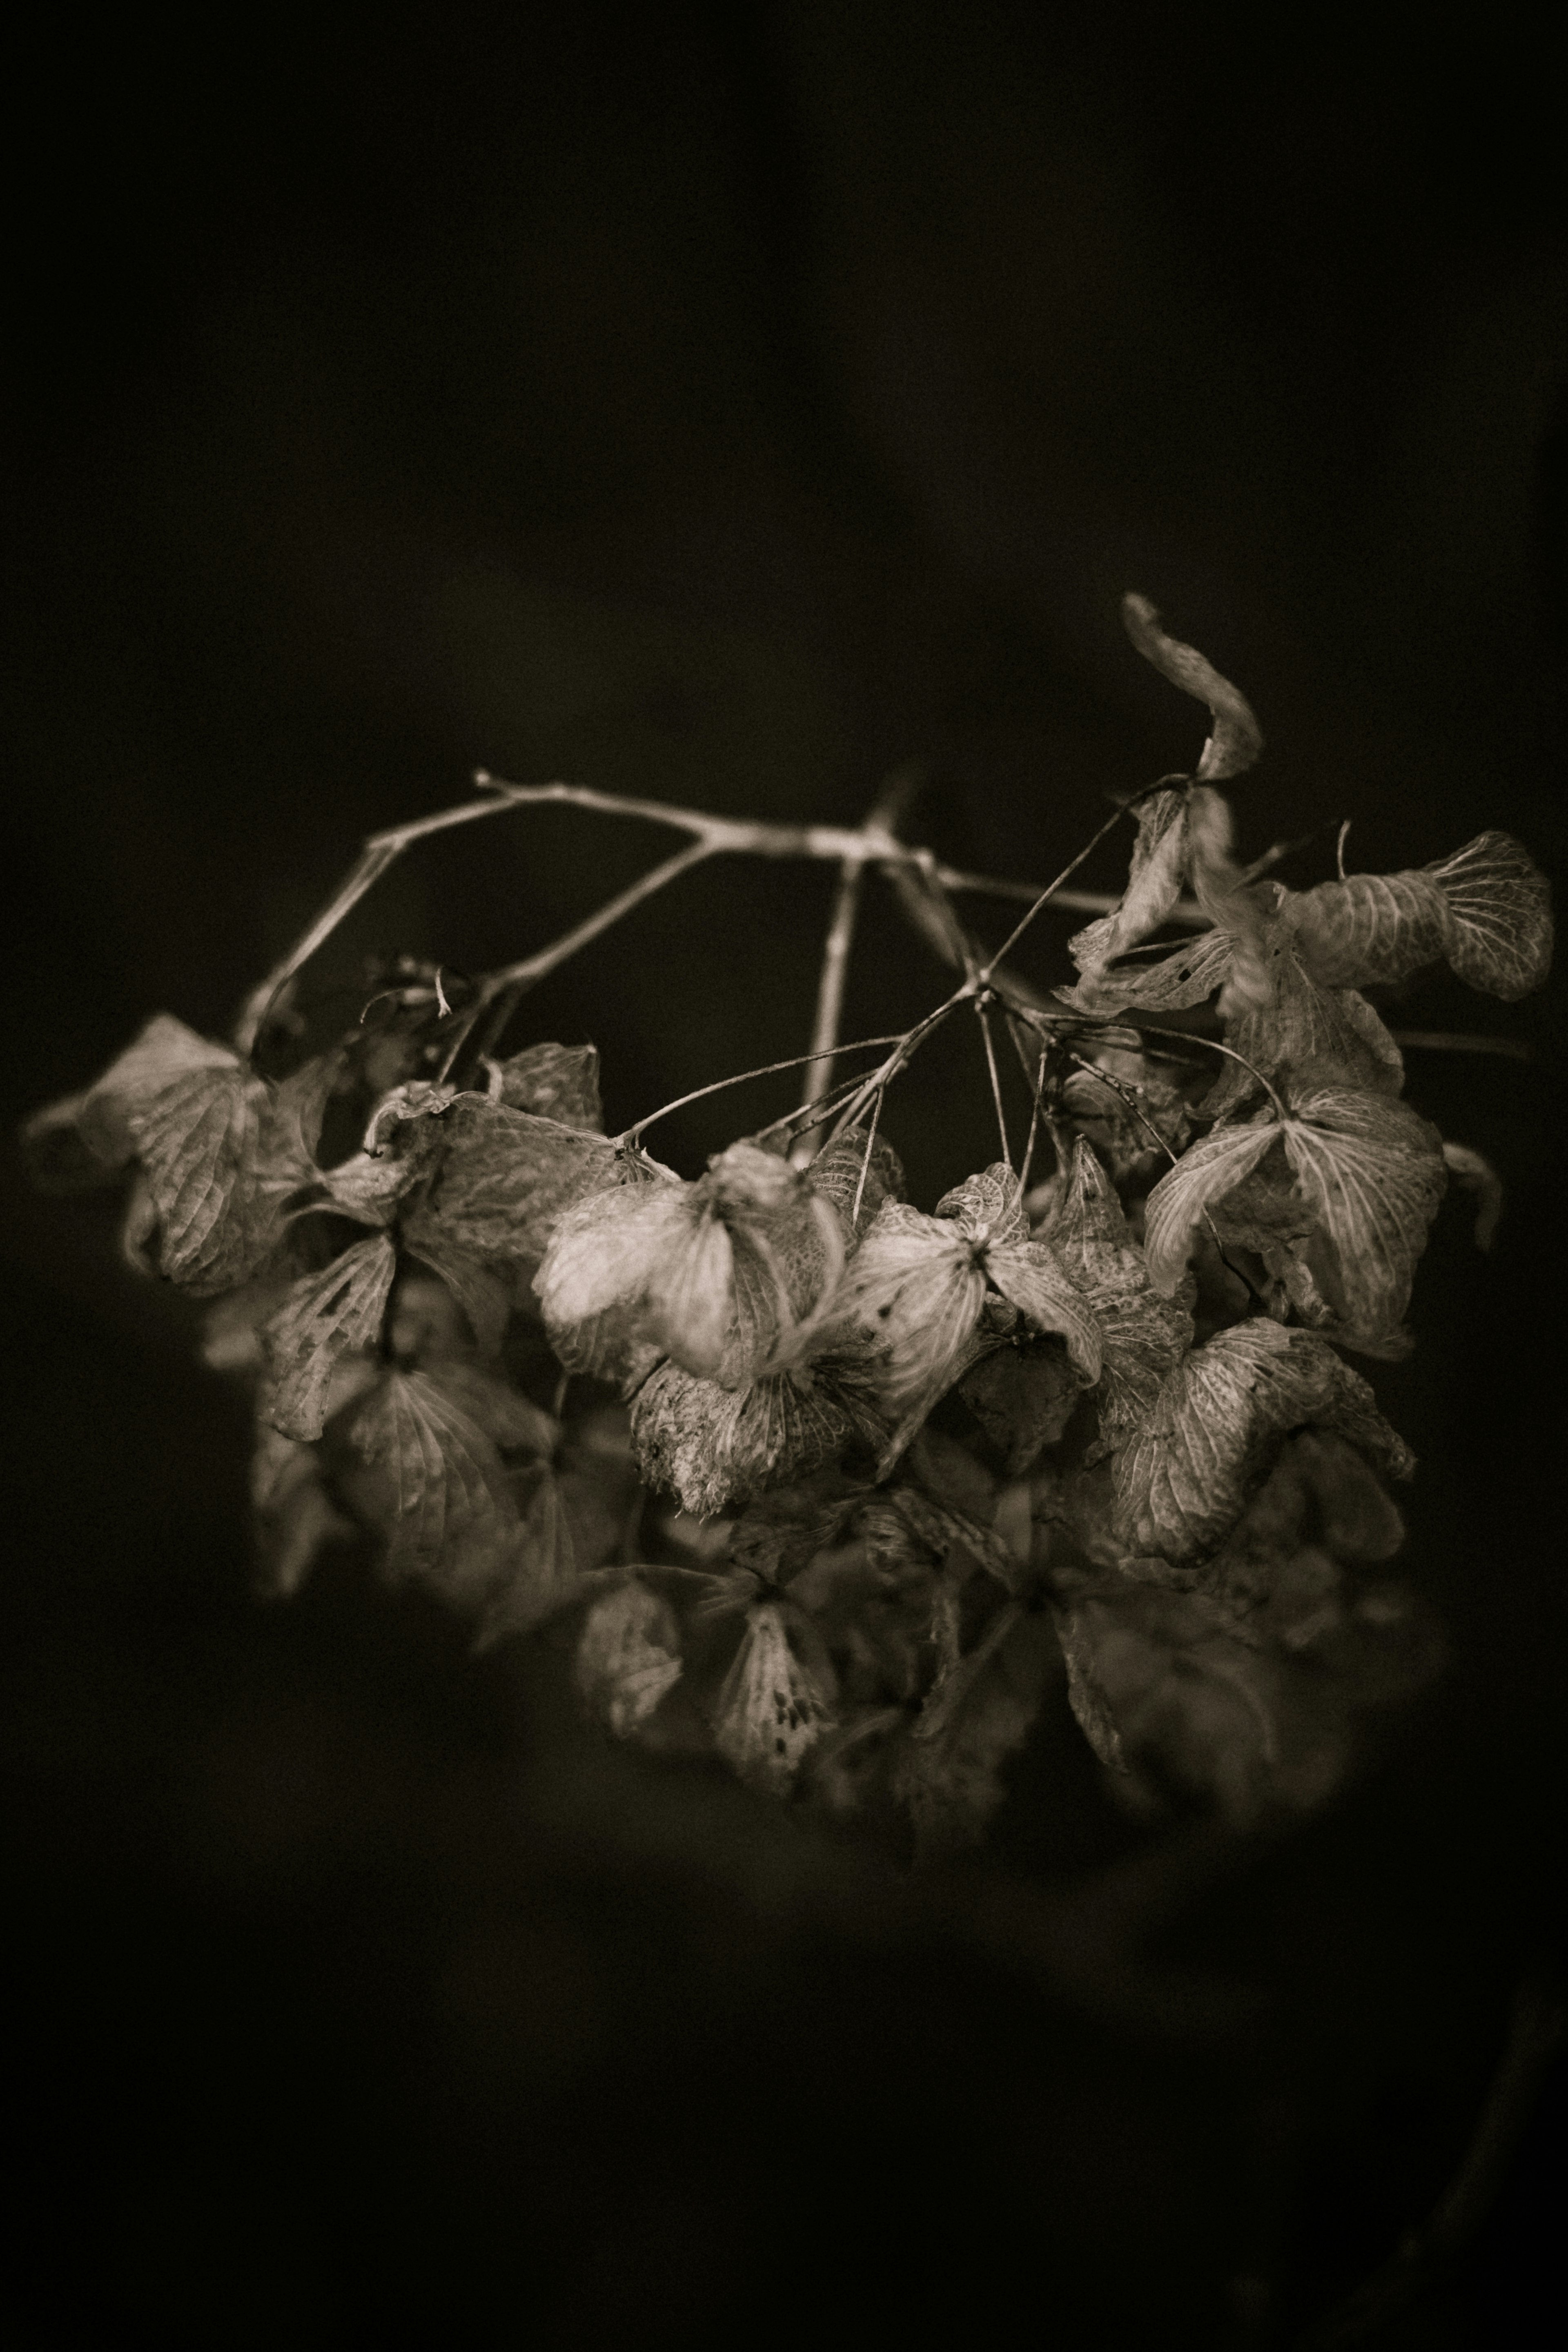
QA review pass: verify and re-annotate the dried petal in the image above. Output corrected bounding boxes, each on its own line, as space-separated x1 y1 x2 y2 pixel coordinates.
402 1098 633 1298
1425 830 1553 1000
258 1232 397 1440
984 1241 1102 1382
712 1602 835 1793
1046 1140 1194 1458
1111 1320 1413 1565
934 1161 1029 1245
629 1356 861 1519
806 1132 905 1241
1281 1089 1448 1337
1053 925 1234 1018
250 1423 355 1599
495 1041 604 1128
534 1179 690 1383
1284 867 1450 990
825 1200 987 1472
575 1577 683 1736
340 1366 520 1591
1142 1121 1285 1295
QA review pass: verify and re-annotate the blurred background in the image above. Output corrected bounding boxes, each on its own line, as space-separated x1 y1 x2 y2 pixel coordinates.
3 3 1565 2341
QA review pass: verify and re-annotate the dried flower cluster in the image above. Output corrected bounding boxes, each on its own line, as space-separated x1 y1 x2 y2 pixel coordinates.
24 598 1553 1851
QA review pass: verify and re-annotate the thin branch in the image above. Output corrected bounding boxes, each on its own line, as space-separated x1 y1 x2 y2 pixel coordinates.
850 1088 886 1226
621 1032 909 1147
978 804 1138 979
977 997 1012 1169
1018 1034 1049 1193
477 838 713 1000
1392 1031 1533 1062
793 852 868 1167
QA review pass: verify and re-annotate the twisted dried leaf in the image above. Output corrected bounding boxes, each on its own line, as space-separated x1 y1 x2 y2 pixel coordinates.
258 1232 397 1441
1053 924 1234 1017
1285 867 1451 989
1069 786 1191 977
1121 593 1263 781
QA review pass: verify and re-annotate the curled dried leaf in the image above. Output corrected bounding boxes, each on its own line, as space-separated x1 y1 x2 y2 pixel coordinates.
1121 593 1263 782
1046 1140 1194 1459
1142 1122 1285 1295
339 1366 520 1594
1068 786 1191 979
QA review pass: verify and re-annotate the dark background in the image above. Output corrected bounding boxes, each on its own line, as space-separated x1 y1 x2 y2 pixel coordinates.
3 4 1565 2343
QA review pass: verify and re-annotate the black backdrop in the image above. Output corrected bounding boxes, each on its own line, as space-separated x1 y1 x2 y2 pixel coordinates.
4 5 1566 2343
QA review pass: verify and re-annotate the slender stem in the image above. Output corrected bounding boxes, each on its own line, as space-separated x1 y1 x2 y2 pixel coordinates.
850 1088 886 1227
1065 1049 1181 1166
792 852 867 1167
978 808 1131 977
977 998 1012 1169
822 994 969 1152
1015 1016 1053 1194
478 838 713 1000
1131 1020 1290 1120
621 1033 908 1147
1392 1031 1532 1062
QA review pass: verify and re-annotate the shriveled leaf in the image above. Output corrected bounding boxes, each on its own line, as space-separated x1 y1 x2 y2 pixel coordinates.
1441 1140 1503 1252
629 1355 862 1519
1111 1320 1414 1564
495 1040 604 1129
1046 1140 1194 1458
935 1161 1030 1247
1143 1121 1285 1294
258 1232 397 1441
1281 1089 1447 1336
341 1366 520 1591
1053 924 1234 1017
74 1013 239 1166
1069 786 1192 977
807 1132 905 1241
1121 593 1263 781
1425 830 1553 1000
712 1602 835 1793
575 1577 683 1736
959 1338 1083 1474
